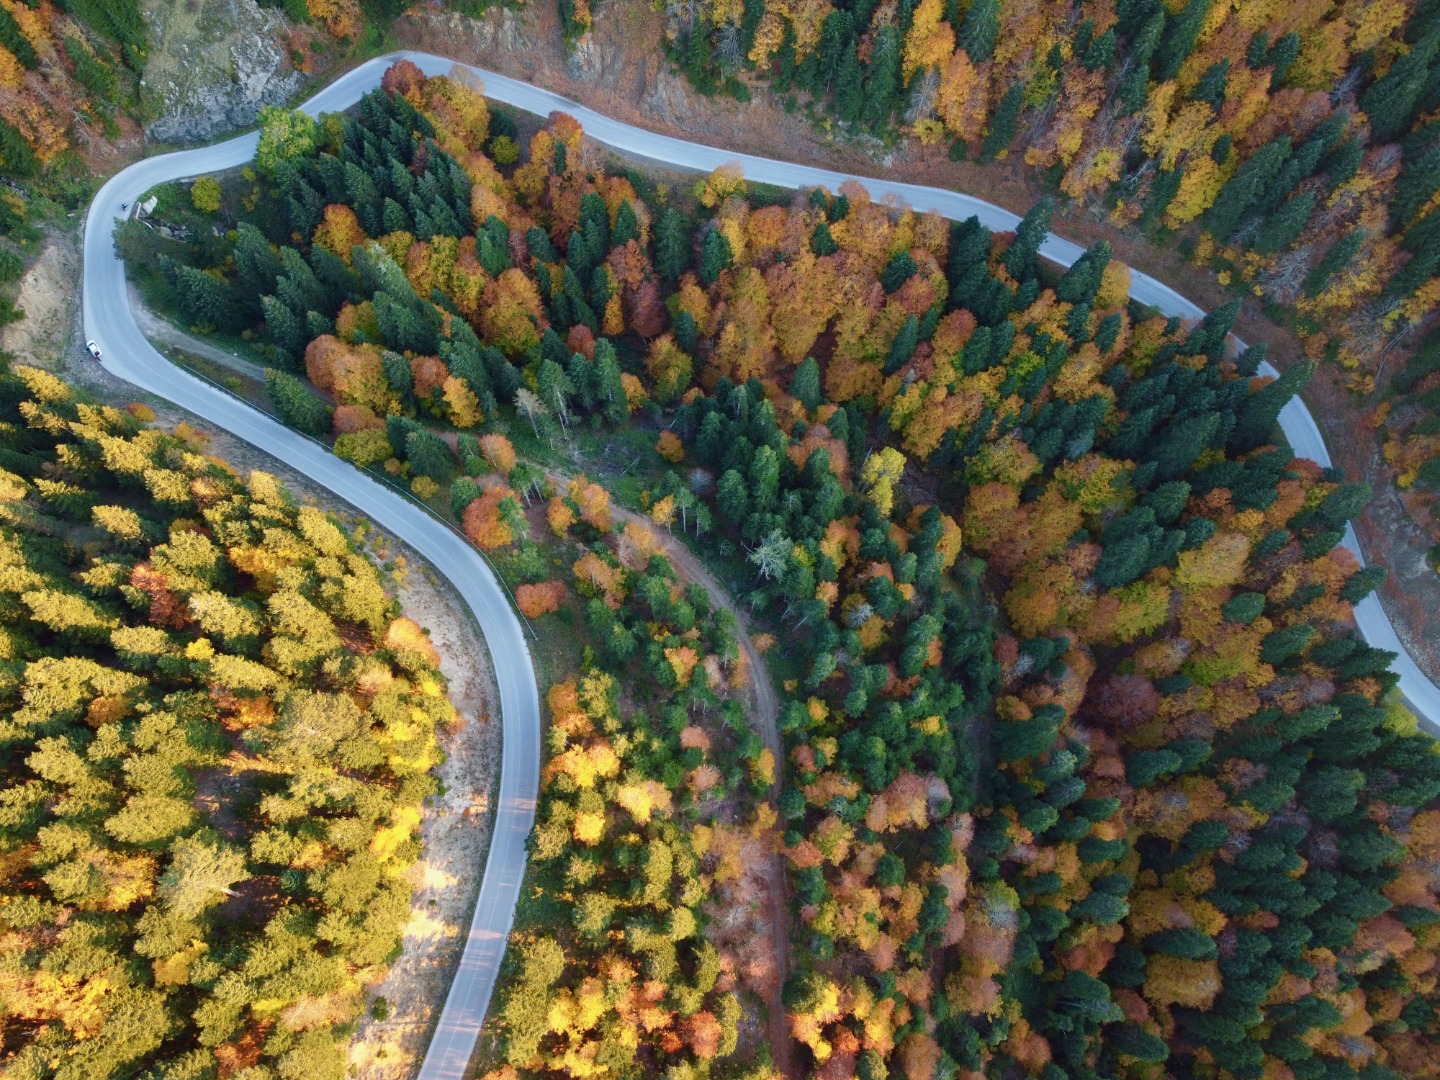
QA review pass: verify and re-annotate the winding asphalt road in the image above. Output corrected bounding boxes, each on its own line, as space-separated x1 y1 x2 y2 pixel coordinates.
82 62 543 1080
81 51 1440 1080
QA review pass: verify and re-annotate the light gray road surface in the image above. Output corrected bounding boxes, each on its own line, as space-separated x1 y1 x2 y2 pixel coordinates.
82 53 1440 1080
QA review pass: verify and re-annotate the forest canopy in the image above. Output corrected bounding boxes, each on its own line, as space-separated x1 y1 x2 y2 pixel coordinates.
0 363 452 1079
116 61 1440 1080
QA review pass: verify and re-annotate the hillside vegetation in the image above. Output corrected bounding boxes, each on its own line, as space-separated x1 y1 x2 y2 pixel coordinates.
121 61 1440 1080
639 0 1440 506
0 364 452 1079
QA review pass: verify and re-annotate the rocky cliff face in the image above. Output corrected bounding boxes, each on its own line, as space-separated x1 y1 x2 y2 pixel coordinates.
407 5 533 67
141 0 305 144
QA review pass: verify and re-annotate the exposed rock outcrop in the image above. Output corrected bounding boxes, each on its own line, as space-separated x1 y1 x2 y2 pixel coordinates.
142 0 305 144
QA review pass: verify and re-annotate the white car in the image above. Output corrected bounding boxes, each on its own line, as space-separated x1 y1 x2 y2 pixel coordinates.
86 340 102 361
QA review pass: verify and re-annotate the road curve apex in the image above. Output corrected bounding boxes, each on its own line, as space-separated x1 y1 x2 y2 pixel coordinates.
80 65 542 1080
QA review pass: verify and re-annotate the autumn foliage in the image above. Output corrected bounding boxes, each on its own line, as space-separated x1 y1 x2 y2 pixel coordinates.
117 62 1440 1080
0 369 452 1077
515 579 566 617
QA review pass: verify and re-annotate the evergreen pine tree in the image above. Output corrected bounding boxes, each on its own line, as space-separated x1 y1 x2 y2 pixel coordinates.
1390 219 1440 297
885 315 920 373
699 227 734 285
0 118 39 177
593 340 628 425
684 26 718 94
1392 144 1440 229
234 224 284 297
947 217 993 310
1151 411 1221 481
1339 565 1387 604
834 42 867 122
309 245 356 312
265 369 333 435
881 252 918 292
811 12 853 95
612 200 641 248
1230 361 1313 452
1082 28 1118 70
261 294 307 361
305 309 333 341
811 220 838 256
0 6 37 67
716 469 749 522
374 291 438 355
981 83 1025 161
1267 116 1342 207
405 430 456 482
1056 241 1111 304
1095 312 1123 352
579 190 610 254
1187 297 1241 359
1112 1026 1168 1064
1303 233 1364 297
276 248 327 315
1252 191 1315 254
566 230 594 281
567 351 597 414
481 216 513 273
862 25 902 129
673 309 699 353
1266 30 1300 88
1117 60 1152 114
791 357 822 411
1221 592 1266 624
1260 624 1316 665
382 350 416 400
526 226 558 264
472 230 503 277
1155 0 1213 81
1202 136 1291 240
655 209 690 283
537 358 575 432
958 0 1000 61
382 197 411 234
1004 200 1053 280
387 415 425 458
175 266 241 332
450 477 481 518
1361 30 1440 144
1246 30 1270 68
1190 59 1229 108
588 264 611 309
957 326 991 375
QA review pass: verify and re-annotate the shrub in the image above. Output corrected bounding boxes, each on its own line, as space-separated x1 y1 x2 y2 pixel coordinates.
516 580 567 618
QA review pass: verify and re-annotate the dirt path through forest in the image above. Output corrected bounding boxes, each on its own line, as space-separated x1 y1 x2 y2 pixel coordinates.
555 471 794 1077
129 282 277 382
624 509 793 1079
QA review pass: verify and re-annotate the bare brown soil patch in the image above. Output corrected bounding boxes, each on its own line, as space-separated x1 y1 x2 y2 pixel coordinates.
3 232 82 369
